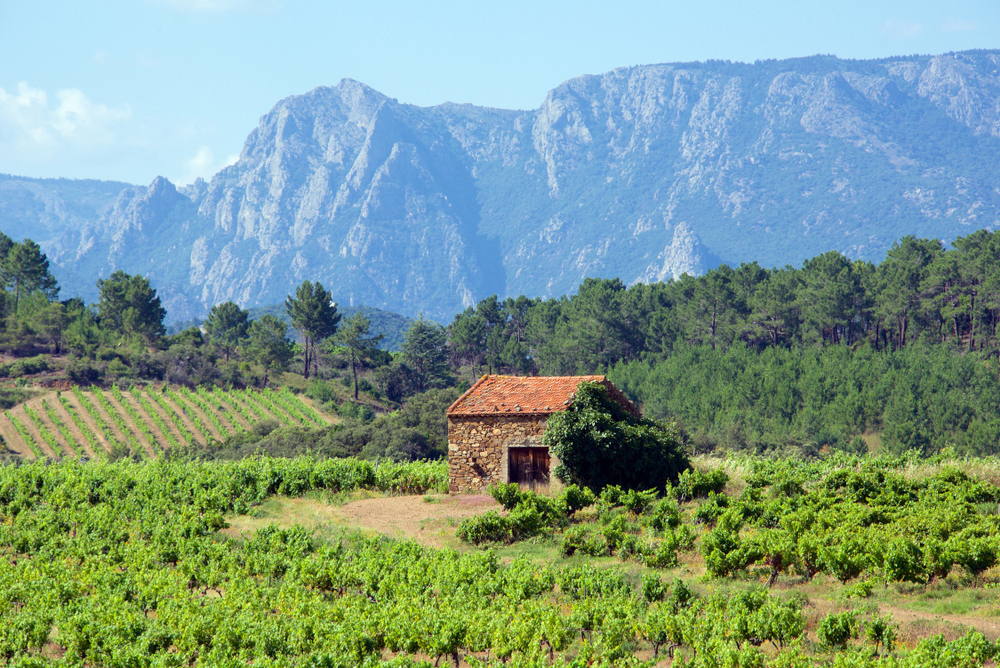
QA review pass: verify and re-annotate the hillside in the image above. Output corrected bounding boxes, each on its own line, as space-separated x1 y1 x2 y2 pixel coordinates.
7 50 998 321
0 385 331 460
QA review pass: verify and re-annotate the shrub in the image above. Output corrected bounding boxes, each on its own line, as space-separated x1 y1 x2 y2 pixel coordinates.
488 481 523 510
558 484 595 516
675 467 729 502
544 382 688 493
0 355 49 378
641 573 668 602
647 497 682 533
456 511 511 544
817 612 857 649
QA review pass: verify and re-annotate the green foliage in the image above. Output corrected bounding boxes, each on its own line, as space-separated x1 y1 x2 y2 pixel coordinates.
246 315 294 386
0 355 48 379
817 611 857 649
203 301 250 362
96 270 166 342
285 280 340 379
401 314 452 393
333 312 384 399
544 382 689 493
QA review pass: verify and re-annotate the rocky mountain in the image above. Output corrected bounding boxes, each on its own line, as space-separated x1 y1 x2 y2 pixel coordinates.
15 51 1000 321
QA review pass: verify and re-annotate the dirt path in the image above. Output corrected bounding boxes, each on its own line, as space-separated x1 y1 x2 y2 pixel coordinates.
332 494 500 549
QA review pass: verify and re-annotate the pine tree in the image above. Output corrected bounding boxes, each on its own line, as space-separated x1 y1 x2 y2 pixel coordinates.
285 281 340 379
402 314 450 393
334 313 384 399
247 315 294 387
204 301 250 362
3 239 58 314
96 270 165 342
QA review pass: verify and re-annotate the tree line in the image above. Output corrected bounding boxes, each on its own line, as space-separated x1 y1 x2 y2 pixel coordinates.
447 230 1000 456
0 231 454 408
448 231 1000 377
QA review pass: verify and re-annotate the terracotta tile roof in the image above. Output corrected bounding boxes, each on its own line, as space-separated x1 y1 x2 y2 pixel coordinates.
447 375 641 417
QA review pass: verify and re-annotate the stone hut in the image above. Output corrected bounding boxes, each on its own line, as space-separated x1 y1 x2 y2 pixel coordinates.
446 375 640 493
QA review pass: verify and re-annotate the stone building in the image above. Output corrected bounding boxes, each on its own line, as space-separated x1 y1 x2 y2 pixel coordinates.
446 375 640 493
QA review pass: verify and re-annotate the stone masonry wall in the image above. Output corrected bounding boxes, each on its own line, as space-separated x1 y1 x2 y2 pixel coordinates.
448 415 552 493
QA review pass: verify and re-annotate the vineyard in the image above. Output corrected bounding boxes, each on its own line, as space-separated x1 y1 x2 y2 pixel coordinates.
0 385 331 460
0 455 998 666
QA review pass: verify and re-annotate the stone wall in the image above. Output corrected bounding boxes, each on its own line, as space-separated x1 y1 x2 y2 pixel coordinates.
448 414 557 492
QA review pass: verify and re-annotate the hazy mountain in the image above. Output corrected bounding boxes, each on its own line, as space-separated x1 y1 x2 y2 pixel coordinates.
0 175 133 247
13 51 1000 321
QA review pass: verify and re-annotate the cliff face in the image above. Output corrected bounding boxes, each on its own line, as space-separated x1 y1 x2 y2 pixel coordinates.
40 51 1000 321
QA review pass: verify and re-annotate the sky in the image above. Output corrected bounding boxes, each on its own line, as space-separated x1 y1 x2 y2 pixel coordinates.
0 0 997 186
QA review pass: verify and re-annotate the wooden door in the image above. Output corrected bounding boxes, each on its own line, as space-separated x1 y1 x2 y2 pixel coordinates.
508 447 550 490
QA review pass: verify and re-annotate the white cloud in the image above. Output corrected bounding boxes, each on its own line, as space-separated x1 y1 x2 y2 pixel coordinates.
155 0 281 13
882 19 923 40
941 18 978 33
179 145 239 185
0 82 131 151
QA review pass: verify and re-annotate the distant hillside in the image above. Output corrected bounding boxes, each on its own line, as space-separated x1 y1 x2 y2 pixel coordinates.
7 51 1000 321
0 174 133 247
247 303 413 352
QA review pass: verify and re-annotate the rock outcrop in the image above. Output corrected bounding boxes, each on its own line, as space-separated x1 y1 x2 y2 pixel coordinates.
28 51 1000 321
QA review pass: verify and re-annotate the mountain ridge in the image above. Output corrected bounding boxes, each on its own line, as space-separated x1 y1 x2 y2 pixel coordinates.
5 50 1000 321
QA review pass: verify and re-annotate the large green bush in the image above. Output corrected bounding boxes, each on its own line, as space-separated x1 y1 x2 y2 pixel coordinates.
543 382 689 493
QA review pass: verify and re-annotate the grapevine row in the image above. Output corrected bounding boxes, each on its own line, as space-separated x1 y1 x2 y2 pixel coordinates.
274 388 325 426
57 393 105 461
145 388 197 446
41 399 85 458
131 386 180 450
111 385 162 456
5 410 44 459
165 389 214 442
71 386 123 455
22 403 65 457
92 387 147 459
246 389 304 426
208 387 258 426
179 386 232 437
196 386 245 434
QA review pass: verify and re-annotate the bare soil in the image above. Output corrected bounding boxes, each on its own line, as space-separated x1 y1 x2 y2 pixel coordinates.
223 494 500 551
334 494 499 549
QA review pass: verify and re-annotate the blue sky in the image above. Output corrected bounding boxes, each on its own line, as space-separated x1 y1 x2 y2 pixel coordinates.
1 0 996 186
